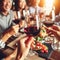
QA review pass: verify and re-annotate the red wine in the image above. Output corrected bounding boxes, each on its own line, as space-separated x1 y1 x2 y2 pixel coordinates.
43 21 54 27
24 26 40 36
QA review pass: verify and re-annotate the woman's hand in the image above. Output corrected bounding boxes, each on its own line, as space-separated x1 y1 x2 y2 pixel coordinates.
9 25 19 35
3 35 34 60
16 36 34 60
45 26 60 41
51 25 60 31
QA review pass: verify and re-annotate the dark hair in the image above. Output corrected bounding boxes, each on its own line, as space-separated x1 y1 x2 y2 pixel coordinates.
0 0 3 11
0 0 4 4
0 0 13 11
0 0 3 2
14 0 19 11
14 0 27 11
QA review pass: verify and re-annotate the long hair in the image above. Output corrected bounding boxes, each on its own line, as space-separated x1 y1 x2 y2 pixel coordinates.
0 0 4 12
14 0 27 11
14 0 19 11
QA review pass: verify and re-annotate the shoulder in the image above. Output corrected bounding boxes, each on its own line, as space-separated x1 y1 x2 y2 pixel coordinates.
8 10 14 17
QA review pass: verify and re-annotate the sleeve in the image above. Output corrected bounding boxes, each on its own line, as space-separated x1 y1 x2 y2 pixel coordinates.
29 7 33 14
9 10 16 26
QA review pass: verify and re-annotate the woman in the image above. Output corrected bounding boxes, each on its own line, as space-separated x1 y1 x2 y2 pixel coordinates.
29 0 43 15
14 0 29 20
0 0 19 48
0 0 34 60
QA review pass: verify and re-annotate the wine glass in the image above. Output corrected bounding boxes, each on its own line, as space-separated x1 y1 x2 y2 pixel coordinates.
24 16 41 56
20 15 41 36
43 14 54 27
43 20 54 27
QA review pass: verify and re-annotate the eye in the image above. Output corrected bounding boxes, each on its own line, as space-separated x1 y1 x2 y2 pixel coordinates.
8 0 12 4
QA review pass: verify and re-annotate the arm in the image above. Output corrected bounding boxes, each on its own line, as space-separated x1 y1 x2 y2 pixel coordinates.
16 36 34 60
1 25 19 42
0 25 19 49
3 36 33 60
50 29 60 41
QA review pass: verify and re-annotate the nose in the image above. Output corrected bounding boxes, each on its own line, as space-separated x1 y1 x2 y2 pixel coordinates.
6 1 12 6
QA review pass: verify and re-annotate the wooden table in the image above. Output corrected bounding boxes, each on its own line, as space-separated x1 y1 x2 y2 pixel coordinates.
48 50 60 60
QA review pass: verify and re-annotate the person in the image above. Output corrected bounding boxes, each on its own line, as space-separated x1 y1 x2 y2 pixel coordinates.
29 0 43 16
45 25 60 41
14 0 30 20
13 0 30 28
0 0 19 48
0 0 34 60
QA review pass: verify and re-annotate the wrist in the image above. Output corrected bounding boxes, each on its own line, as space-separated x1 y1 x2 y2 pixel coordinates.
1 33 12 42
17 53 25 60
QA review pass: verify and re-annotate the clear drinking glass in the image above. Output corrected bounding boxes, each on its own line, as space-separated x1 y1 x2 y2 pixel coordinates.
51 36 60 51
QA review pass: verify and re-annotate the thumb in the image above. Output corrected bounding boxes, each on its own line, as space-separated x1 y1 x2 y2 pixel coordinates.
26 37 34 48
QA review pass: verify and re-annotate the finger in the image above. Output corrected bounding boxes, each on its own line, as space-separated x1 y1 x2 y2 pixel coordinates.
26 37 34 48
48 32 53 36
19 36 28 48
52 25 60 31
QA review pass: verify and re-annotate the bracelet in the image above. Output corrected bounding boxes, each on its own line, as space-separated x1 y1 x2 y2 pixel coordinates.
0 40 6 49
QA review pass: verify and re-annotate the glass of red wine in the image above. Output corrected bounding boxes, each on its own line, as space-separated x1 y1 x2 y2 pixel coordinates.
24 26 40 36
20 16 40 36
43 21 54 27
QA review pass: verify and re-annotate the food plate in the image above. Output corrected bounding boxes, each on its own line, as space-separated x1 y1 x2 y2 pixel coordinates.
36 43 53 59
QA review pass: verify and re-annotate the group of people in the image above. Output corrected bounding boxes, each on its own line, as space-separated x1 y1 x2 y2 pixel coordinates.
0 0 60 60
0 0 41 60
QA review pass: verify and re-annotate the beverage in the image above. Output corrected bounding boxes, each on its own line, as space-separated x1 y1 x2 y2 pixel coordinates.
24 26 40 36
43 21 54 27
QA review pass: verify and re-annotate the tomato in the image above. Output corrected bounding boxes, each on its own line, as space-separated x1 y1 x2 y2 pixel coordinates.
41 50 44 53
45 49 48 53
36 42 40 46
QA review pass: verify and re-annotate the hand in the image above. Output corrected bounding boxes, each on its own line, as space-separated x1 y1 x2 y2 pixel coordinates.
16 36 34 60
45 26 60 41
7 25 19 36
51 25 60 31
19 20 25 28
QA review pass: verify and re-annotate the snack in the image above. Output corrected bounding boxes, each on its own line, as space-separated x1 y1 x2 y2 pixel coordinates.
39 27 48 38
31 41 48 53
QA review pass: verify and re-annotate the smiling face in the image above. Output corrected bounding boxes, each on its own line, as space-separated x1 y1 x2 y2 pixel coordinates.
2 0 12 12
18 0 26 9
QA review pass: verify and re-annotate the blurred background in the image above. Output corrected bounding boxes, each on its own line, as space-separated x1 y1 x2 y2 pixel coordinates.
26 0 60 15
